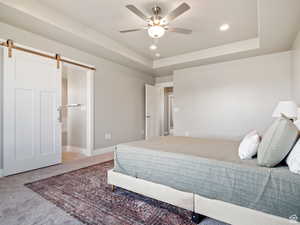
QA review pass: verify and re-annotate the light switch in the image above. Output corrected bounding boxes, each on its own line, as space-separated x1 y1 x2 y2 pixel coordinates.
105 133 112 140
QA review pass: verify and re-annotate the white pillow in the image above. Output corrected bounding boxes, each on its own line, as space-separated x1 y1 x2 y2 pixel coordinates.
239 130 261 160
286 139 300 174
294 120 300 130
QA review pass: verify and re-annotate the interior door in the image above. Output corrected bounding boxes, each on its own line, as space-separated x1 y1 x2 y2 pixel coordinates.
145 84 162 139
3 47 62 176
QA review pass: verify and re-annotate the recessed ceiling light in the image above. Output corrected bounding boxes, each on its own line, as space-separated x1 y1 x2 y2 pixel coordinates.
219 24 230 31
155 53 161 57
149 44 157 50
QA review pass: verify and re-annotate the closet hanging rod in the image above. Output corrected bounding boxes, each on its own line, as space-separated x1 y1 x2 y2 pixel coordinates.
0 40 96 71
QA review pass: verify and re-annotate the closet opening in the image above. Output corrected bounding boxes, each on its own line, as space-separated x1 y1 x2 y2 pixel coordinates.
145 83 174 139
61 64 94 162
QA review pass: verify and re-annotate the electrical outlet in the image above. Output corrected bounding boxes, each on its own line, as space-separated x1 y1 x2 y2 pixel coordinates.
105 133 112 140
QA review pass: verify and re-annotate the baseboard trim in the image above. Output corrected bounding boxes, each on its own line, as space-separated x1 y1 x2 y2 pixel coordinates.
92 146 115 156
63 146 91 156
0 169 4 178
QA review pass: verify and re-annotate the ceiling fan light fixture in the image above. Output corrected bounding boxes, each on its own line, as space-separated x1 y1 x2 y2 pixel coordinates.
148 25 165 39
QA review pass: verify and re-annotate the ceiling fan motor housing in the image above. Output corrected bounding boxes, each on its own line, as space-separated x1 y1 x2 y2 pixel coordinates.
152 6 161 15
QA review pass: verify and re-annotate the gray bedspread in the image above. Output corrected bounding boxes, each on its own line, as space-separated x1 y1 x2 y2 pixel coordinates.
113 136 300 220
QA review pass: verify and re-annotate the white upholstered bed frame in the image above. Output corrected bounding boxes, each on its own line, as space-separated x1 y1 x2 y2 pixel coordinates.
108 169 299 225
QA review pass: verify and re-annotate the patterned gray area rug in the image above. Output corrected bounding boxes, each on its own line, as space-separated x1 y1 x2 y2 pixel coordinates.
26 160 229 225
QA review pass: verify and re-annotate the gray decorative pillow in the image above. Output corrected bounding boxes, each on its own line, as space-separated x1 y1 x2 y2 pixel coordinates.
258 115 299 167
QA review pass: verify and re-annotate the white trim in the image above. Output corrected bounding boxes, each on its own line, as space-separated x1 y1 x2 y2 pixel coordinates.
0 42 3 178
168 94 174 133
159 87 165 136
92 146 115 156
86 70 94 156
62 145 91 156
155 82 174 88
145 84 148 139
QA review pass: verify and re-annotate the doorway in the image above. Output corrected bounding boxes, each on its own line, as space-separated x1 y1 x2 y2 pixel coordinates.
61 64 94 162
145 83 174 140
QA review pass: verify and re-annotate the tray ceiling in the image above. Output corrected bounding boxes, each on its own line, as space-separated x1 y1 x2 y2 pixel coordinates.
0 0 300 76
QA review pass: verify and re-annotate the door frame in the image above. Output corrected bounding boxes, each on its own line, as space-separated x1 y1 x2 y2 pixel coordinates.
168 94 174 133
62 63 94 156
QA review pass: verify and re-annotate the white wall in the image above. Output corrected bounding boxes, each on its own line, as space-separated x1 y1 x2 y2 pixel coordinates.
0 22 154 168
292 31 300 105
173 52 293 140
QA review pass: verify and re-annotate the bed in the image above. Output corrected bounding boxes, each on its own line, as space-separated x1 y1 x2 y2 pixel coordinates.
107 136 300 225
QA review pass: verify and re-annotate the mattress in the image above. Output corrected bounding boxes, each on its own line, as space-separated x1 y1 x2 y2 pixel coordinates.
114 136 300 220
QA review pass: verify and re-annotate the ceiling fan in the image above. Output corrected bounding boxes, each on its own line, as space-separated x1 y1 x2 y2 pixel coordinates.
120 2 192 39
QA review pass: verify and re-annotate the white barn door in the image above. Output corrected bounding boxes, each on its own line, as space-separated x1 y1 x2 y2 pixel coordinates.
3 48 62 176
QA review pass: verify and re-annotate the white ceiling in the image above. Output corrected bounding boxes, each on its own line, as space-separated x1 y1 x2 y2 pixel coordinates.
37 0 258 59
0 0 299 76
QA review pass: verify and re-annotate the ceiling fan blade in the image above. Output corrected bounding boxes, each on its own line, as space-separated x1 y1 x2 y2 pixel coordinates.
120 28 144 33
163 3 190 23
167 27 192 34
126 5 148 21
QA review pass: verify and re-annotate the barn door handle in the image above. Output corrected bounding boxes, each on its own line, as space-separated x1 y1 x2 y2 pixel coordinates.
58 104 82 109
57 108 62 123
